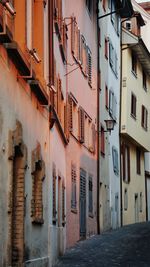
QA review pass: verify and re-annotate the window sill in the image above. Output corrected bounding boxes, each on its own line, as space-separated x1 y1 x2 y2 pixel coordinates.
130 113 136 120
101 151 105 157
88 212 94 218
32 218 44 225
131 70 137 78
71 208 78 214
142 125 148 132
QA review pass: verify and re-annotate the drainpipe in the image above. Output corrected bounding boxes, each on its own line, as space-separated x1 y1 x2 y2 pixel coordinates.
119 19 123 228
96 0 100 235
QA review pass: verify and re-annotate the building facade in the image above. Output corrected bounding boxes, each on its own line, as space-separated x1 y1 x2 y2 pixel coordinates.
121 5 150 225
98 0 133 232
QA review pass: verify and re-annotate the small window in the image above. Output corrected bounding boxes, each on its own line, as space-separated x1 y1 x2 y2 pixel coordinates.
136 148 141 175
143 71 147 90
102 0 106 11
141 105 148 130
125 21 132 31
131 51 137 76
101 126 105 156
112 146 119 175
105 38 109 59
86 0 92 14
124 189 128 210
131 93 136 119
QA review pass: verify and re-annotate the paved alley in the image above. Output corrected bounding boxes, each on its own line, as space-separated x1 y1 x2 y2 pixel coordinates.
53 222 150 267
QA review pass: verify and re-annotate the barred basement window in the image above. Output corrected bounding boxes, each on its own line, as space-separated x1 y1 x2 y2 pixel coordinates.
52 163 57 224
71 163 77 211
88 176 93 215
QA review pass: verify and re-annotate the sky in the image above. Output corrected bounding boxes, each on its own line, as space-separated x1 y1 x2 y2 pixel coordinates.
136 0 149 2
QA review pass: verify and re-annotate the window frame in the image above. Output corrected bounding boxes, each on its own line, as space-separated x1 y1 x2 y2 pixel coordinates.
131 93 137 119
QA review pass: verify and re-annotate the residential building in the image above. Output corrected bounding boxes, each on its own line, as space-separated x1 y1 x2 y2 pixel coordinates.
65 0 98 247
0 1 51 266
98 0 133 231
121 3 150 225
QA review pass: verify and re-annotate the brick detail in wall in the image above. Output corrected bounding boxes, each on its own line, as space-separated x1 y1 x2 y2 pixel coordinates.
7 120 27 267
31 142 45 224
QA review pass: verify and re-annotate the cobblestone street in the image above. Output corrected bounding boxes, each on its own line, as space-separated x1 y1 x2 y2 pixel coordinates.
53 222 150 267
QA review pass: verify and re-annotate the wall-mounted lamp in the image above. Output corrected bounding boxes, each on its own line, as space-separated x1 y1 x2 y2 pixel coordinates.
1 0 16 16
103 119 115 133
29 49 41 64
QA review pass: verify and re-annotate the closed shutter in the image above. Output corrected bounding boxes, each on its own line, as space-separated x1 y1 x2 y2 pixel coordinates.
92 123 96 153
88 48 92 86
79 108 85 143
71 17 76 54
71 163 77 209
68 95 73 132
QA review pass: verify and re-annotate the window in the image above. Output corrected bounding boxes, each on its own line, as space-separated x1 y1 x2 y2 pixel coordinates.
109 41 114 67
105 85 108 109
98 70 101 91
105 38 109 59
112 146 119 175
143 70 147 90
87 47 92 86
79 108 85 143
122 143 130 183
52 163 57 224
131 93 136 119
141 105 148 130
62 180 66 225
136 148 141 175
109 90 117 121
131 51 137 76
86 0 92 14
71 163 77 211
140 192 142 212
88 176 93 215
102 0 106 11
101 126 105 155
124 189 128 210
98 26 101 47
26 0 32 50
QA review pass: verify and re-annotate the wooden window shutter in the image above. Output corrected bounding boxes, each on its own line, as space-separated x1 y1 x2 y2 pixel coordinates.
68 95 73 132
71 163 77 209
79 108 85 143
98 70 101 91
92 123 96 153
71 17 76 54
57 76 62 118
88 49 92 86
